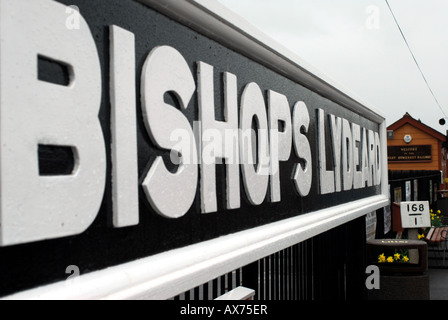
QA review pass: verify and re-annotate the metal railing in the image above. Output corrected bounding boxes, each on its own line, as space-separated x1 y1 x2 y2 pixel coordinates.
171 216 367 300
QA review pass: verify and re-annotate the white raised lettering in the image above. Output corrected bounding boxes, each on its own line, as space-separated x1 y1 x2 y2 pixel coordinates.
240 82 269 205
110 25 139 227
268 90 292 202
342 119 354 191
352 123 363 189
0 0 106 245
197 62 240 212
361 128 371 187
329 114 343 192
141 46 197 218
317 109 334 194
292 101 312 197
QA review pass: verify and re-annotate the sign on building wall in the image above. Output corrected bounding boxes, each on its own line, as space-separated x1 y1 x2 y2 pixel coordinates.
387 145 432 162
0 0 388 298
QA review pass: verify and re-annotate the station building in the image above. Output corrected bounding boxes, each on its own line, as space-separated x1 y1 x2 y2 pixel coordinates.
386 113 448 231
387 113 447 179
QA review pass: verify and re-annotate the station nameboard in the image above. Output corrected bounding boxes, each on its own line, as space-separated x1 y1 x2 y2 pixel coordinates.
0 0 388 298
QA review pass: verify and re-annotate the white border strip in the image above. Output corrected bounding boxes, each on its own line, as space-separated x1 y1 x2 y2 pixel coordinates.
3 0 390 300
4 195 388 300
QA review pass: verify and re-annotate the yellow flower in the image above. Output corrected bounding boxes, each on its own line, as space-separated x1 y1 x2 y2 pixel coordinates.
431 209 433 213
394 253 401 261
387 256 394 263
402 256 409 263
378 253 386 263
418 233 425 239
438 210 441 214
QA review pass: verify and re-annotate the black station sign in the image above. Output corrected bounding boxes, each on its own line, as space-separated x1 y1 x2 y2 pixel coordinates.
0 0 384 296
387 145 432 162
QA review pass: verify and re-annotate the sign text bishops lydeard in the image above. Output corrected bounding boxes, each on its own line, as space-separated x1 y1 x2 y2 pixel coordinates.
0 0 388 298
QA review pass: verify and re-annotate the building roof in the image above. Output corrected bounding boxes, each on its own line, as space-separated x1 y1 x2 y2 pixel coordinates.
387 113 446 142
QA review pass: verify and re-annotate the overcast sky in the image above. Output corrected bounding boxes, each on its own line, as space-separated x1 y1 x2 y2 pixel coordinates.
217 0 448 134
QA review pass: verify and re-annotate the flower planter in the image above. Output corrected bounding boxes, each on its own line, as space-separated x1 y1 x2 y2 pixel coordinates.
367 274 429 300
366 239 429 300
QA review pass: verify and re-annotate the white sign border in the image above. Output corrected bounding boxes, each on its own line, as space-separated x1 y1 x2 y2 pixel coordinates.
5 195 387 300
